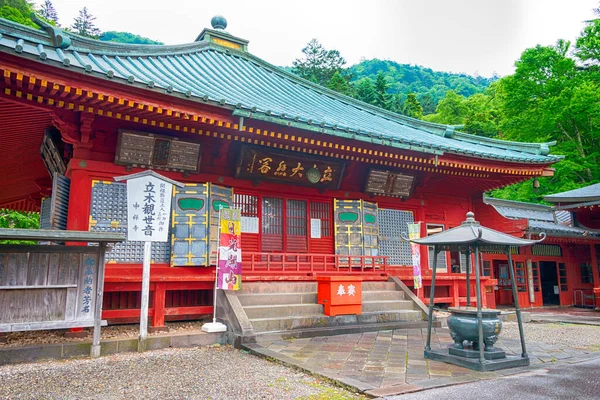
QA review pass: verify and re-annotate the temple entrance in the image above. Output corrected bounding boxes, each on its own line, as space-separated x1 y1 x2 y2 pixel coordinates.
540 261 560 305
494 260 514 306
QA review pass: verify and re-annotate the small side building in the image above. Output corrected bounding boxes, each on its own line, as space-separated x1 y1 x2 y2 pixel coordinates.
480 193 600 309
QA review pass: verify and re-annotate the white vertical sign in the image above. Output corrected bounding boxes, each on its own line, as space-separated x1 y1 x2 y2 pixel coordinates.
126 176 173 242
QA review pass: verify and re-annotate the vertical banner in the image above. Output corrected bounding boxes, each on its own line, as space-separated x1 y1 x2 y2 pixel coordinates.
217 208 242 290
125 175 173 242
526 260 535 303
408 223 422 289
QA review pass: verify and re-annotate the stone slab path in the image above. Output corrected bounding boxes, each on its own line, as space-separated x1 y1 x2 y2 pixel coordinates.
246 327 600 397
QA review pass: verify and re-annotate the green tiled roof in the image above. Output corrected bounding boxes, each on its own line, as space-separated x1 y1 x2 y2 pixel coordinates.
0 17 563 164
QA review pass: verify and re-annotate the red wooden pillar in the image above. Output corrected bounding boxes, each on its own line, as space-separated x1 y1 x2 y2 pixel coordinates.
590 244 600 310
65 168 92 231
591 244 599 287
152 282 167 328
65 168 91 335
452 280 459 307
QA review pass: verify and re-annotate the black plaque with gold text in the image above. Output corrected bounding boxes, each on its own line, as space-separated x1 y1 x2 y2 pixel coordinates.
235 145 345 190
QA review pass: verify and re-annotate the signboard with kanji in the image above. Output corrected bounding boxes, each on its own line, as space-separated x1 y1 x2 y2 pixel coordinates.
125 175 173 242
115 130 202 173
365 169 415 198
235 145 345 190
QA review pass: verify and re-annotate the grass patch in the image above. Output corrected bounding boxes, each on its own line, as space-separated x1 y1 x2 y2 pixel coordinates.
298 383 366 400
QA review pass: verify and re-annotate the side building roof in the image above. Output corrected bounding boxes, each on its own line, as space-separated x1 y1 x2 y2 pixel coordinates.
544 183 600 204
0 16 562 165
483 196 599 239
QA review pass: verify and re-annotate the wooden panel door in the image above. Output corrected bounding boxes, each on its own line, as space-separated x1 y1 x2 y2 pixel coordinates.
286 199 308 252
261 197 283 251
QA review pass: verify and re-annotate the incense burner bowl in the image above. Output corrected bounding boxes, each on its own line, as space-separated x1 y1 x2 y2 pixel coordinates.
447 307 502 351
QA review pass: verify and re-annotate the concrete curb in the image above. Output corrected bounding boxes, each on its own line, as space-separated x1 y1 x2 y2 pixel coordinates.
0 331 226 366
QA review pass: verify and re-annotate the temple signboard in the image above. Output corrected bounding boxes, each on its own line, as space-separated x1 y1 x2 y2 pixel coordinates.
365 169 415 198
115 129 202 173
235 145 345 190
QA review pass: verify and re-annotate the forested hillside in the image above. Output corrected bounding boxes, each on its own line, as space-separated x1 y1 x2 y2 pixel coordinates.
348 59 495 114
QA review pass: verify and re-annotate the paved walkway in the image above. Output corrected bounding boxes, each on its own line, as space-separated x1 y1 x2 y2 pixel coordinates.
246 326 600 397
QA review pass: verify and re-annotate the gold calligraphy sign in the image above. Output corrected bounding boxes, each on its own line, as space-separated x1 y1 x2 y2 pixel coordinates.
236 145 344 190
211 37 243 50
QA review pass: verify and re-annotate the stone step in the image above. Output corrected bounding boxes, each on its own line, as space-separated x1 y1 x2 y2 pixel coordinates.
250 320 436 343
362 290 405 301
249 310 422 333
237 292 318 306
240 282 317 294
361 281 396 291
362 300 415 312
244 304 323 319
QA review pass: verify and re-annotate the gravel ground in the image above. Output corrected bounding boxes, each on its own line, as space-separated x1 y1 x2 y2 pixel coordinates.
501 321 600 349
0 345 363 400
0 321 207 347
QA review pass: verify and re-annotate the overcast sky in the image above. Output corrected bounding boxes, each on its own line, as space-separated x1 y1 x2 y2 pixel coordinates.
37 0 598 77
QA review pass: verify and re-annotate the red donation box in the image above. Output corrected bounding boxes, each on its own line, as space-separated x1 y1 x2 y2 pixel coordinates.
317 276 363 316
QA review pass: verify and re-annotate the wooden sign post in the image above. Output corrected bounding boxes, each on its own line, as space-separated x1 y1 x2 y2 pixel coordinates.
115 171 183 352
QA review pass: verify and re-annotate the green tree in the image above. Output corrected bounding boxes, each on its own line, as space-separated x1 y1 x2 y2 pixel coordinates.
326 70 354 96
39 0 58 25
423 90 468 124
575 18 600 66
292 39 347 87
401 92 423 119
0 209 39 244
492 40 600 201
99 31 163 45
355 78 376 105
71 7 101 38
462 85 502 138
373 72 391 110
0 0 37 28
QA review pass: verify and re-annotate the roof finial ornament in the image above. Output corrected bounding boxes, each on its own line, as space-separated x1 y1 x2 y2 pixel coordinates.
466 211 475 220
211 15 227 30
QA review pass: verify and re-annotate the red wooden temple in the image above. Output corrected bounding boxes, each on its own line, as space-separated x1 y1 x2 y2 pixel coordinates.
0 15 597 329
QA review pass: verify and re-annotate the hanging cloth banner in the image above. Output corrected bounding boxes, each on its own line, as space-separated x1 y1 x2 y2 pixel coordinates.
217 208 243 290
408 223 422 289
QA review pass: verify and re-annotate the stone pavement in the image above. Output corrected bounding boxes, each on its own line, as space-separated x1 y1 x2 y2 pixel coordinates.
245 327 600 398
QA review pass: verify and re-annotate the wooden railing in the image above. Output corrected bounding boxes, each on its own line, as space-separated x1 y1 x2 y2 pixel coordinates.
244 252 388 276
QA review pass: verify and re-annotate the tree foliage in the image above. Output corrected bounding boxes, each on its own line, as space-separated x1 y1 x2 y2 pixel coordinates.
71 7 101 38
0 0 37 28
0 209 39 244
38 0 58 25
292 39 348 86
100 31 163 45
401 93 423 119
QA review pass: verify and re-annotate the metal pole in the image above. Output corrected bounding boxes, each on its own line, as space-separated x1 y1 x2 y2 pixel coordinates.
474 246 485 365
138 240 152 352
211 206 223 325
91 243 107 358
507 247 528 358
425 245 438 352
466 249 472 307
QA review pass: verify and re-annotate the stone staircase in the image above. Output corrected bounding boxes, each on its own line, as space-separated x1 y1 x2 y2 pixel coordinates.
221 278 430 343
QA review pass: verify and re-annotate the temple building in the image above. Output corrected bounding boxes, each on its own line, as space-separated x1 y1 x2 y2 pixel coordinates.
481 195 600 308
0 15 577 329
